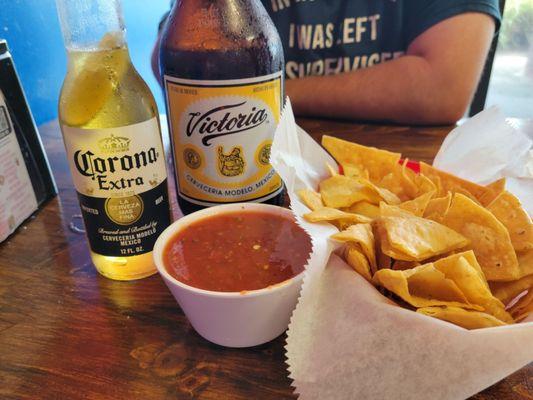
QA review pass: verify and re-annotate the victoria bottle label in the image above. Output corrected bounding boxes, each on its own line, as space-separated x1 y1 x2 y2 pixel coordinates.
164 72 283 206
62 118 171 257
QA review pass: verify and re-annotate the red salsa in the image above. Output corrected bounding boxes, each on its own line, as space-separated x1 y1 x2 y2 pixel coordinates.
163 210 312 292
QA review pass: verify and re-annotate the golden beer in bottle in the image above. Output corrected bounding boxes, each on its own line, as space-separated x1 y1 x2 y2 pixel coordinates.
57 0 171 280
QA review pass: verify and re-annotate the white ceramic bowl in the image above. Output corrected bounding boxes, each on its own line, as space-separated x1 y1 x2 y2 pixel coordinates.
153 203 305 348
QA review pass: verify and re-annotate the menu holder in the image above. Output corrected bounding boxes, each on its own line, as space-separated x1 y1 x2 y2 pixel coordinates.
0 39 56 243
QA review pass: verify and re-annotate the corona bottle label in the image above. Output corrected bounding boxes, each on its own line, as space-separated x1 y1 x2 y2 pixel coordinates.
164 71 283 207
62 117 171 257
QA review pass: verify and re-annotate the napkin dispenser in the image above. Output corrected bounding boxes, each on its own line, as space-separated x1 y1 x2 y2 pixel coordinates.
0 39 56 242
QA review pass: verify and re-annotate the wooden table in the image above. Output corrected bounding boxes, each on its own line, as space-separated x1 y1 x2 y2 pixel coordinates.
0 118 531 400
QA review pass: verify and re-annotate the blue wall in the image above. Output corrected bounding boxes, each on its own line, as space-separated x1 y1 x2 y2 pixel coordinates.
0 0 169 125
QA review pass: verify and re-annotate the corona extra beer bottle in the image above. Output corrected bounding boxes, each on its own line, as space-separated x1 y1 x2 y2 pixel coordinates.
56 0 171 280
160 0 284 215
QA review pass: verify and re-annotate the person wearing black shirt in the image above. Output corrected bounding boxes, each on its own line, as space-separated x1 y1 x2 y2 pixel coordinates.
152 0 500 124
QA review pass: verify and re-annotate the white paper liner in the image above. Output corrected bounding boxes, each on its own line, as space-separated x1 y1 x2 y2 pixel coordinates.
271 100 533 400
433 106 533 213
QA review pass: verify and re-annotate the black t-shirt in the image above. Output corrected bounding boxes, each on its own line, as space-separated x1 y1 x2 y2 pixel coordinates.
259 0 500 79
164 1 500 79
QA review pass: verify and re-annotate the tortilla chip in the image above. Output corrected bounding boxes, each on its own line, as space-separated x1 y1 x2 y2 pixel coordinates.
378 172 412 202
343 201 381 220
398 191 435 216
344 244 373 281
415 173 438 197
377 224 418 261
376 215 469 262
486 191 533 252
375 213 424 261
379 202 418 218
420 162 489 200
322 135 401 183
486 177 506 192
332 224 377 274
297 189 324 211
479 178 506 206
441 194 519 281
432 252 512 323
342 163 369 179
352 177 401 205
399 160 438 199
380 160 434 201
428 174 443 197
371 184 401 206
417 306 507 329
423 192 452 221
303 207 371 224
454 187 481 204
319 175 381 208
400 160 420 199
319 175 400 208
436 250 487 288
373 264 479 309
490 273 533 305
375 161 432 202
517 250 533 280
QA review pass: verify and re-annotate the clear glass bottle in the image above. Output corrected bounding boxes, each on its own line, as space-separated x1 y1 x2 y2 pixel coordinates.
56 0 171 280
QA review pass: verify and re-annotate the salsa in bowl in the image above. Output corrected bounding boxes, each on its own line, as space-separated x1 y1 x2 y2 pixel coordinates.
153 203 312 347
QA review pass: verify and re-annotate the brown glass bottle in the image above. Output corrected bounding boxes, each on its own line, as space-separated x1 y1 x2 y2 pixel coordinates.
160 0 284 215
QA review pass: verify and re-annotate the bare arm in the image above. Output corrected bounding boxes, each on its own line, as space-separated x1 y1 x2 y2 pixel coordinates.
286 13 496 125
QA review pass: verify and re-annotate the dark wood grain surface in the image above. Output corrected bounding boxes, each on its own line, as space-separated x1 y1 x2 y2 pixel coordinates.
0 117 531 400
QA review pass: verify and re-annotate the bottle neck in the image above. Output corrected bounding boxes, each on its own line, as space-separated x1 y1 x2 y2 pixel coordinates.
164 0 276 51
56 0 126 51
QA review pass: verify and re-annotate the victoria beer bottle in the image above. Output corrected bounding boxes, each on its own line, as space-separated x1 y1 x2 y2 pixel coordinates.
56 0 171 280
160 0 285 214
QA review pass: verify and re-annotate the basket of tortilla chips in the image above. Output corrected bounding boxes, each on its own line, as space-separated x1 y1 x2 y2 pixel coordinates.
301 134 531 328
271 101 533 400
